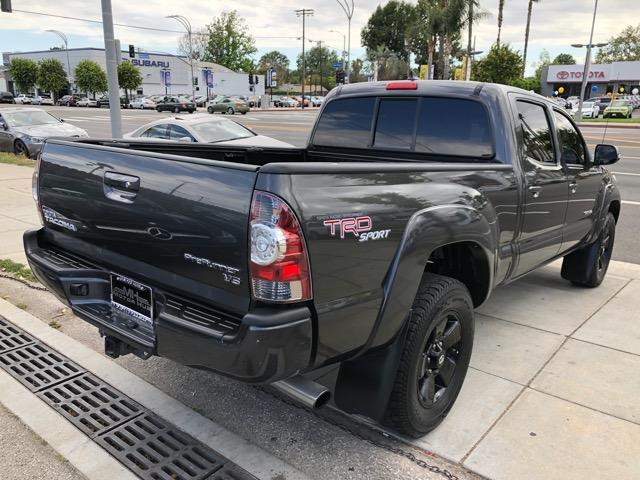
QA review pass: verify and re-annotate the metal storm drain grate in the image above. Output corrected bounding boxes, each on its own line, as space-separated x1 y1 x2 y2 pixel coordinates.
97 412 227 480
0 317 36 354
0 342 83 391
0 316 258 480
38 373 144 438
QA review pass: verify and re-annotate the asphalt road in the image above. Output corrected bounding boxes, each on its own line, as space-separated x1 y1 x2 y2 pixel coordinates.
2 104 639 263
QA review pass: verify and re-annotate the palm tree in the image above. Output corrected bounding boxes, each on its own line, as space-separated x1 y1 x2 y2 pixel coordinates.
522 0 541 76
413 0 442 79
496 0 505 45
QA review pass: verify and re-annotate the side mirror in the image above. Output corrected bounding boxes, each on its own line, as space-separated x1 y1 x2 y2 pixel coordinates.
0 122 7 130
59 118 65 122
594 144 619 166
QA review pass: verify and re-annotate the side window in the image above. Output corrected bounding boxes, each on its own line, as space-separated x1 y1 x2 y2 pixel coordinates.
141 124 168 139
516 101 555 165
169 125 196 141
374 99 418 149
312 97 375 149
553 111 585 166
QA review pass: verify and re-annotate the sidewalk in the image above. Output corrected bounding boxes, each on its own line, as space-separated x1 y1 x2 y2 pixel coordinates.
1 161 639 479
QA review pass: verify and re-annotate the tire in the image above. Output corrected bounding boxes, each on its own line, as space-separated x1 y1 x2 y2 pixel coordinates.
139 105 144 109
173 106 180 113
207 106 214 114
241 111 247 115
561 212 616 288
384 273 474 437
227 107 234 115
188 109 194 114
13 140 29 157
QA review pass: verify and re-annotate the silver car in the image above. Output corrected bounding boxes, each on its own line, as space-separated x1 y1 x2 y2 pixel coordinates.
0 108 89 157
124 114 294 148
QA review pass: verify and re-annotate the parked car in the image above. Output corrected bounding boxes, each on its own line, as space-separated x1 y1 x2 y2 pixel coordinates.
566 96 579 108
96 95 127 108
125 115 293 148
586 96 612 113
571 101 600 119
205 96 249 115
129 97 157 109
56 95 82 107
0 92 15 104
603 100 633 118
0 107 88 157
32 95 54 106
274 96 298 108
14 94 33 104
155 96 196 113
190 95 208 107
25 80 621 438
294 95 310 107
76 97 98 107
311 96 325 107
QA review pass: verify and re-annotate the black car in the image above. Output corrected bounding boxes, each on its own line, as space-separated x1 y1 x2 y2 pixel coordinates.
96 95 128 108
26 80 621 438
587 96 612 114
56 95 82 106
156 97 196 113
0 91 15 104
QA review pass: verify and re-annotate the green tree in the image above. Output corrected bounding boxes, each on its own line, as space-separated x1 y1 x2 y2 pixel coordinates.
533 49 551 80
118 62 143 102
552 53 576 65
74 60 107 98
512 76 540 93
410 0 442 79
368 45 410 81
349 58 368 83
9 58 38 93
297 45 340 91
202 11 257 72
361 1 416 61
522 0 541 76
595 24 640 63
257 50 290 84
37 58 68 97
178 28 209 61
474 43 524 85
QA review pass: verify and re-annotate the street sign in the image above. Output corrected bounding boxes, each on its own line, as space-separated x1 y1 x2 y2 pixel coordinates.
332 63 342 69
202 69 213 88
160 70 171 88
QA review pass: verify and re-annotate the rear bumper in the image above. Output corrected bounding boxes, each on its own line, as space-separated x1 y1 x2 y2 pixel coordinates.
24 228 313 383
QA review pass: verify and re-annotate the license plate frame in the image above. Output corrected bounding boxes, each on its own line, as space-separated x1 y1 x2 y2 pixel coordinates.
110 274 154 327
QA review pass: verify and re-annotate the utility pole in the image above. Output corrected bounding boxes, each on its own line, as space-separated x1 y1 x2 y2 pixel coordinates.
317 41 324 97
167 15 196 102
573 0 602 122
335 0 354 83
100 0 122 138
295 9 314 109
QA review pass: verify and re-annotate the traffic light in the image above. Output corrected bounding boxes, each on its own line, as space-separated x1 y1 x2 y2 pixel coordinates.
336 70 346 85
254 75 259 85
1 0 12 13
249 74 254 85
128 44 135 58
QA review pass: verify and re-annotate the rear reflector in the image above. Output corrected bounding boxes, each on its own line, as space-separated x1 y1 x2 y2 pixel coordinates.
386 81 418 90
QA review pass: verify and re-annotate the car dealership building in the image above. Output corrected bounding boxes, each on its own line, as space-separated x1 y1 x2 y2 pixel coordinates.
540 61 640 98
1 48 265 97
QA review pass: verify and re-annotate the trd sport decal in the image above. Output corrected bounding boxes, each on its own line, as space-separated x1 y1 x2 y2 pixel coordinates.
323 216 391 242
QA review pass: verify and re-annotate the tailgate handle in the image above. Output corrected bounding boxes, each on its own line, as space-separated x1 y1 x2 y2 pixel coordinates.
104 172 140 203
104 172 140 191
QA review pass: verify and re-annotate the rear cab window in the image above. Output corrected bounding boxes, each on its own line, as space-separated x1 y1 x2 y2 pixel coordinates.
312 95 495 161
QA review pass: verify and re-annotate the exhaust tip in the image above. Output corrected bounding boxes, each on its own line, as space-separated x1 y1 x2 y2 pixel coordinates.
314 389 331 409
272 376 331 409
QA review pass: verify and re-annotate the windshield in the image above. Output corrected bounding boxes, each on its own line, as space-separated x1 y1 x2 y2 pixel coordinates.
190 120 254 143
611 100 628 107
582 102 594 108
3 110 60 127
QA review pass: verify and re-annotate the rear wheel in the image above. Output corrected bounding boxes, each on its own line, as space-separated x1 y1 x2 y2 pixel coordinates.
173 106 180 113
384 273 474 437
207 106 214 114
562 212 616 288
13 140 29 157
227 107 235 115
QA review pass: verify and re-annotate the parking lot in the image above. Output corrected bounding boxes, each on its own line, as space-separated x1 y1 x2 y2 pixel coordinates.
0 105 639 480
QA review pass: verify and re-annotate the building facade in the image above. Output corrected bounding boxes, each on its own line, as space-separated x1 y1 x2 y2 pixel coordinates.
1 48 265 97
541 61 640 98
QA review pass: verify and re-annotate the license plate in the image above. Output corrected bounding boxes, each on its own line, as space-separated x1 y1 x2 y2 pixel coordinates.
110 274 153 325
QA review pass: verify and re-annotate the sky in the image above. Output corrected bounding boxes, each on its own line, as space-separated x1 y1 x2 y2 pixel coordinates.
0 0 633 76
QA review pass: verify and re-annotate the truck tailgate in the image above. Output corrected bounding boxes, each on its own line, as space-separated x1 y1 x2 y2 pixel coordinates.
37 140 258 313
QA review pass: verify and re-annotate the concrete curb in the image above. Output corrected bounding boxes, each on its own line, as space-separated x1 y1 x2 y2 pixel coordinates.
0 298 310 480
578 123 640 129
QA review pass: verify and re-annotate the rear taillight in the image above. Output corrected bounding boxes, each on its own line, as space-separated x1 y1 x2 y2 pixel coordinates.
249 191 311 303
32 154 44 225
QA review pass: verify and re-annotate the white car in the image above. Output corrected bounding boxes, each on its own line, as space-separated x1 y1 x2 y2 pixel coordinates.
14 94 33 104
124 114 294 148
76 98 98 107
311 96 325 107
566 96 580 108
32 95 54 106
129 97 157 109
571 101 600 119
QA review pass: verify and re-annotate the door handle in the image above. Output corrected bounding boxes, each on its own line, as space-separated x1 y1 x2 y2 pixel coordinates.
528 185 542 198
103 172 140 204
569 182 578 194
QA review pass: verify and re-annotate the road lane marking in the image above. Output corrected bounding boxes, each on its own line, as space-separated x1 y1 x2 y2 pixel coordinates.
622 200 640 206
613 171 640 176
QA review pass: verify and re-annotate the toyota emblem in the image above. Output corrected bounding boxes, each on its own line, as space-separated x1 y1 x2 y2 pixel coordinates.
557 71 569 80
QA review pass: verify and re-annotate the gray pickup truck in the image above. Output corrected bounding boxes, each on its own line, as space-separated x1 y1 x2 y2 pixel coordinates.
25 80 621 437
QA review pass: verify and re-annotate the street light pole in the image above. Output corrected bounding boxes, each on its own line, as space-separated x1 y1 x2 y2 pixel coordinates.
167 15 196 102
335 0 354 83
46 30 72 91
295 9 314 110
574 0 599 122
329 29 346 71
100 0 122 138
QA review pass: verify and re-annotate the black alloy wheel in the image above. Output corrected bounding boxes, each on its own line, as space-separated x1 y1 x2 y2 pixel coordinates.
14 140 29 157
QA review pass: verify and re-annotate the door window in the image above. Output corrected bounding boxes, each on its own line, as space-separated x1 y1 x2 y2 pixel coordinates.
168 125 196 141
312 97 375 149
141 124 169 139
516 101 555 165
374 99 417 150
553 111 586 166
